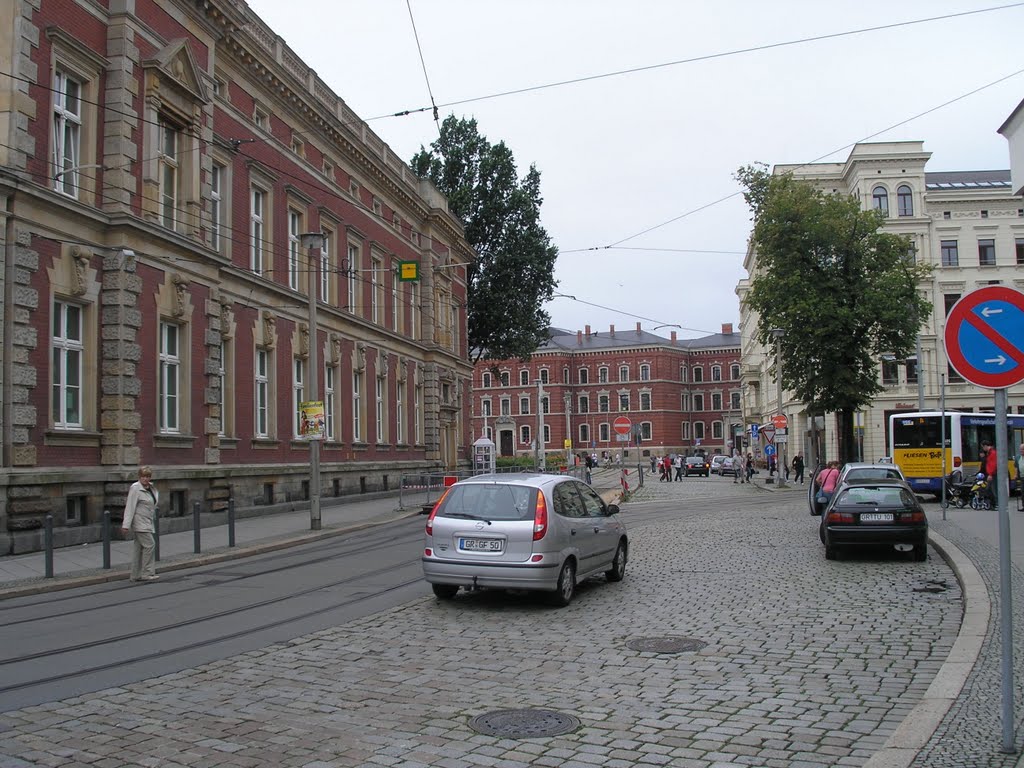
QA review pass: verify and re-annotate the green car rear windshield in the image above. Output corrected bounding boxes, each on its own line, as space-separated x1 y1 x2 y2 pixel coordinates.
439 483 538 521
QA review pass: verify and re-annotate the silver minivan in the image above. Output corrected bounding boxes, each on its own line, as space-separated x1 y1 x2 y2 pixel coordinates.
422 473 628 607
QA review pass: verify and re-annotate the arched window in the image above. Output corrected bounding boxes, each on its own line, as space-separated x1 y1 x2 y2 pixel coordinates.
872 186 889 215
897 185 913 217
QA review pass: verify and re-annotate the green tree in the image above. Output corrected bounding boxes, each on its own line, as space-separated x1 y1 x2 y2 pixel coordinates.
736 164 932 462
411 116 558 363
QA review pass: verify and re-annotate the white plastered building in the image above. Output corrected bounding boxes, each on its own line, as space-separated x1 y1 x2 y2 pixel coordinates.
737 141 1024 467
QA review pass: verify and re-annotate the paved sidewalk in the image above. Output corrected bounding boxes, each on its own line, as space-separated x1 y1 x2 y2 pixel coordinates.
0 493 419 599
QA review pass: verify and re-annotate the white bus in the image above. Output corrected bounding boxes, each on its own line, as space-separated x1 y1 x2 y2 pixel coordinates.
888 411 1024 495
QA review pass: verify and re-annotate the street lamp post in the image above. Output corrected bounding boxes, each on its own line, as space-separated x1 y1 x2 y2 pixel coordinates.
770 328 787 489
301 232 326 530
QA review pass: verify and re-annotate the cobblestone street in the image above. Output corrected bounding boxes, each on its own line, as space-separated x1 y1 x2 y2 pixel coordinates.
1 481 969 768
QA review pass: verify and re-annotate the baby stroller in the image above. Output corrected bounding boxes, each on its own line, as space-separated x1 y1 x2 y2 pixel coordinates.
943 470 973 509
969 473 992 510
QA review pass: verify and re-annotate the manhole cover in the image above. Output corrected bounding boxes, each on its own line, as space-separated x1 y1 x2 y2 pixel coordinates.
626 636 707 654
468 708 581 738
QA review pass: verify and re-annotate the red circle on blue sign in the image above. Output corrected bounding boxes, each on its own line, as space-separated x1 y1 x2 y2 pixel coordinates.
943 286 1024 389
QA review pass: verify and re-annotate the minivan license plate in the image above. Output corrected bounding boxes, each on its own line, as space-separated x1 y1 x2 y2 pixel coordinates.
861 513 894 523
460 538 503 553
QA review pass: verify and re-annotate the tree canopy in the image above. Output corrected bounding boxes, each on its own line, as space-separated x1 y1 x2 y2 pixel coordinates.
736 164 932 461
411 116 558 363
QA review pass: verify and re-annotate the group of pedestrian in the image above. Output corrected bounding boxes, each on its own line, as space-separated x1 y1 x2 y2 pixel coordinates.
652 454 684 482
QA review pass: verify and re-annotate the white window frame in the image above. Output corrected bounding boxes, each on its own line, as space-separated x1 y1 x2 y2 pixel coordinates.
324 364 336 441
251 186 266 275
52 300 83 429
396 379 405 444
210 163 223 252
639 364 650 381
347 243 359 314
255 348 269 438
370 256 381 323
293 357 305 438
391 266 399 330
288 211 301 291
158 321 180 433
321 234 331 302
52 70 82 197
159 120 180 229
376 376 385 443
353 370 362 442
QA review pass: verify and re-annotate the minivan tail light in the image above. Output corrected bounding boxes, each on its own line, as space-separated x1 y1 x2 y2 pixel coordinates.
533 491 548 541
425 488 452 536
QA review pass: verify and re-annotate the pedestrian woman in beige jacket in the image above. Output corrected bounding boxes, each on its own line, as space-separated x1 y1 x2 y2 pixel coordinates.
121 466 159 582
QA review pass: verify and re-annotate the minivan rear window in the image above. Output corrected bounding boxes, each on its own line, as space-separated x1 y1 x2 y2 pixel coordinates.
437 483 537 521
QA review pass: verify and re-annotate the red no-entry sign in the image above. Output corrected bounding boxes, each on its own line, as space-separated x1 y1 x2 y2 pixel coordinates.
613 416 632 435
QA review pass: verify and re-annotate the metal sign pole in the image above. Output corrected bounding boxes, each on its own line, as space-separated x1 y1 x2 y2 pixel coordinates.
995 388 1014 753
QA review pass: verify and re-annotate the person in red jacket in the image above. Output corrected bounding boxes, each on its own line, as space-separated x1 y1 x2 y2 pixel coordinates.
982 439 998 506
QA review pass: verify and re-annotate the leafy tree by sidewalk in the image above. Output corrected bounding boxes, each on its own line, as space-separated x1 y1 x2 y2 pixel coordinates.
736 164 932 462
412 116 558 364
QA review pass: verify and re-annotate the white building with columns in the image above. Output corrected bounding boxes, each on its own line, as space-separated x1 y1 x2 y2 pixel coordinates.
737 141 1024 468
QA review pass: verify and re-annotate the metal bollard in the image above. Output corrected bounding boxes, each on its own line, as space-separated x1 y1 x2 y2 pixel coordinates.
193 501 201 554
228 497 236 548
154 507 161 561
102 510 111 570
44 515 54 579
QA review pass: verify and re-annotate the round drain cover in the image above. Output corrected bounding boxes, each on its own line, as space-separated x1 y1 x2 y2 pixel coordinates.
468 708 581 738
626 636 707 654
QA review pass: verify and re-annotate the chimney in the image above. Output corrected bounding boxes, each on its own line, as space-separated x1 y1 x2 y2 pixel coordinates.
636 322 642 332
609 324 615 337
585 324 591 337
671 331 677 344
577 330 582 345
722 323 734 335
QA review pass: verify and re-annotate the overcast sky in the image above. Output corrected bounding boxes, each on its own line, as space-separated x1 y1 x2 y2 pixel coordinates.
245 0 1024 340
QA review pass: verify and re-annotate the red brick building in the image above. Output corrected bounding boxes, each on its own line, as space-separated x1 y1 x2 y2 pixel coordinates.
472 323 743 463
0 0 473 552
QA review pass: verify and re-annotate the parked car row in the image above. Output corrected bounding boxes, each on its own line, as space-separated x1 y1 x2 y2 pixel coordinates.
809 462 928 562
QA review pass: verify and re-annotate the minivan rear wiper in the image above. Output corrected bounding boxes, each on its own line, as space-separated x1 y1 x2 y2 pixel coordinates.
443 512 490 522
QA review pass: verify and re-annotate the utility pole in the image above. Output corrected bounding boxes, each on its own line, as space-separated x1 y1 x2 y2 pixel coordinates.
770 328 787 489
300 232 326 530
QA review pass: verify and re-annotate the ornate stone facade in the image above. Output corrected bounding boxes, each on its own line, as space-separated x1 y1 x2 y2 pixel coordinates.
0 0 473 553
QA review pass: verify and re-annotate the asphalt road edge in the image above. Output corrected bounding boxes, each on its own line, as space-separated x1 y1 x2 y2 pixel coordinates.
862 529 990 768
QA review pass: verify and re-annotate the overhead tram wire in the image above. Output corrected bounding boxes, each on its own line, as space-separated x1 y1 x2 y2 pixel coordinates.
405 0 442 136
8 3 1022 148
367 2 1024 121
549 293 718 337
600 65 1024 250
2 142 466 320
